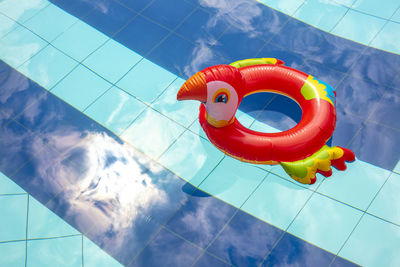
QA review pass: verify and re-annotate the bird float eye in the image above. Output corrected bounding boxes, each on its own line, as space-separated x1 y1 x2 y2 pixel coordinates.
212 88 230 104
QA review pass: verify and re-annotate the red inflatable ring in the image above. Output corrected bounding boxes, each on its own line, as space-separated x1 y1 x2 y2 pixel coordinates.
177 58 355 184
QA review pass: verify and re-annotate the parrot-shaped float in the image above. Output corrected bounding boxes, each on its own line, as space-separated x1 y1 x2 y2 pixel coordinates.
177 58 355 184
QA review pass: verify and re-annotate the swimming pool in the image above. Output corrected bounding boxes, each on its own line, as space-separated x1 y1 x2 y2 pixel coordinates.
0 0 399 266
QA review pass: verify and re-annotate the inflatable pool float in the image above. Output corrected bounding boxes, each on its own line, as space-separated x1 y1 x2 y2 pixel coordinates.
177 58 355 184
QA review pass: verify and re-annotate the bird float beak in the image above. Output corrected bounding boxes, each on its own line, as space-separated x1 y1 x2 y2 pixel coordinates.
177 72 207 102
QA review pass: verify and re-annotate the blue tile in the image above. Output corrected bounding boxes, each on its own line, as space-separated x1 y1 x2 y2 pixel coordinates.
242 174 313 230
116 0 152 12
330 256 360 267
199 157 268 208
148 33 196 78
151 78 198 127
49 0 96 19
293 0 348 32
193 252 231 267
298 60 346 89
23 4 78 42
369 89 400 130
84 86 147 135
393 7 400 23
0 241 26 266
255 43 305 69
348 121 400 170
83 236 123 267
114 15 170 56
0 194 27 242
0 120 44 177
332 9 386 45
52 20 108 62
0 172 25 195
27 235 82 267
158 130 224 187
235 110 255 128
262 233 335 266
121 107 186 159
117 58 177 103
0 13 18 38
317 160 391 210
0 25 48 68
83 39 142 84
352 0 400 19
0 0 49 23
368 172 400 225
207 210 282 266
371 22 400 55
330 111 364 147
288 193 363 253
271 19 365 73
335 75 384 119
339 214 400 266
51 65 112 111
141 0 195 30
349 47 400 87
130 228 203 267
174 8 229 43
28 195 80 239
260 0 305 15
18 44 78 89
0 62 47 127
83 0 137 36
166 189 236 248
249 119 281 133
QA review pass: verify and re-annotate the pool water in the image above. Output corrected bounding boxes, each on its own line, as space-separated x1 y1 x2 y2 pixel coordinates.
0 0 399 266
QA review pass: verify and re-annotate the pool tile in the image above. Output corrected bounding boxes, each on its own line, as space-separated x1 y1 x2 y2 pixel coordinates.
193 252 231 267
352 0 400 19
0 13 18 38
0 194 27 242
242 174 313 230
250 113 294 133
0 25 47 68
288 193 363 253
121 107 186 159
0 172 25 195
116 0 151 12
49 0 95 19
174 8 229 43
84 86 147 135
335 75 384 119
330 256 360 267
23 4 77 42
18 44 78 89
0 120 45 177
393 7 400 23
331 9 386 45
348 121 400 171
189 119 208 139
114 15 170 56
117 59 177 104
368 172 400 225
394 161 400 173
28 195 79 239
158 130 224 186
198 157 268 208
260 0 305 15
148 33 196 79
166 189 237 248
369 89 400 130
317 160 390 210
141 0 195 30
256 43 306 69
27 235 82 266
349 47 400 87
51 65 112 111
0 241 25 266
151 78 198 127
331 111 364 147
52 20 108 62
83 237 123 267
371 22 400 56
83 0 137 36
129 228 203 267
339 214 400 266
293 0 348 32
207 210 282 266
83 39 143 84
236 110 255 128
0 0 49 23
262 233 335 266
298 60 346 88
